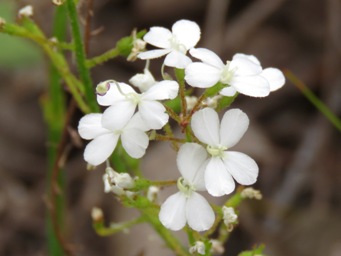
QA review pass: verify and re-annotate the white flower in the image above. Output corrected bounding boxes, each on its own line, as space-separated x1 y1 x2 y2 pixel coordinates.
129 68 156 92
159 143 215 231
138 19 201 69
78 112 149 166
185 48 285 97
189 241 206 255
97 80 179 130
191 108 259 196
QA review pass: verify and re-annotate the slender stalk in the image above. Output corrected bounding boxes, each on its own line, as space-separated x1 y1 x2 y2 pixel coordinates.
285 70 341 132
66 0 99 113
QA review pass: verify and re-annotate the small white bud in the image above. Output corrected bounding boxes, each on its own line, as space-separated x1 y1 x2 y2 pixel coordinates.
241 187 262 200
129 69 156 92
127 30 147 61
113 172 135 189
96 81 111 96
189 241 205 255
203 95 222 109
18 5 33 18
185 96 198 112
147 186 159 202
210 239 225 254
91 207 103 222
52 0 65 6
222 206 238 231
0 17 6 27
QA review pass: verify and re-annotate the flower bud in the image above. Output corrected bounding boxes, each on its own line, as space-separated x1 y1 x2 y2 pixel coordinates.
241 187 262 200
189 241 205 255
91 207 103 222
96 81 111 96
185 96 198 112
129 68 156 92
147 186 159 202
18 5 33 19
52 0 65 6
210 239 225 254
222 206 238 231
0 17 6 28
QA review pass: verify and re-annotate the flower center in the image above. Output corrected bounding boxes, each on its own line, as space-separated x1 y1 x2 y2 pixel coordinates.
220 61 234 84
177 177 195 198
169 36 187 54
206 145 227 158
125 92 141 104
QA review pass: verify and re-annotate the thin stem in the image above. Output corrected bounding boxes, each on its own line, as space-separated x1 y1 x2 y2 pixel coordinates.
66 0 99 112
154 134 186 143
285 70 341 132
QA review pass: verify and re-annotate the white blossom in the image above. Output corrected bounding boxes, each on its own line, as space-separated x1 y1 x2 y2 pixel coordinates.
185 48 285 97
191 108 259 196
138 19 201 69
78 112 149 166
159 143 215 231
97 80 179 130
129 68 156 92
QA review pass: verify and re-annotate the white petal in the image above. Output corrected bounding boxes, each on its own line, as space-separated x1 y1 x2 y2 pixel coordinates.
189 48 224 68
129 69 156 92
78 113 108 140
219 86 237 97
159 192 187 231
220 109 249 148
97 82 135 106
102 101 136 131
185 62 221 88
172 20 201 50
177 143 208 189
84 133 119 166
233 53 261 66
261 68 285 91
138 49 171 60
164 50 192 69
205 157 235 196
138 100 168 129
186 192 215 231
121 128 149 158
191 108 220 146
143 27 172 49
231 75 270 97
142 80 179 101
223 151 259 185
230 54 262 76
125 112 150 131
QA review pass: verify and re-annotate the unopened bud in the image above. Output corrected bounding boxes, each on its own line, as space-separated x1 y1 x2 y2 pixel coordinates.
203 95 222 109
129 68 156 92
91 207 103 222
52 0 65 6
113 173 135 189
222 206 238 231
189 241 205 255
185 96 198 112
210 239 225 254
147 186 159 202
127 29 147 61
0 17 5 28
96 81 111 96
241 187 262 200
18 5 33 18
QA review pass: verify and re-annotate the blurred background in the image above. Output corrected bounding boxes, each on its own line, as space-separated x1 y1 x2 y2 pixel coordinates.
0 0 341 255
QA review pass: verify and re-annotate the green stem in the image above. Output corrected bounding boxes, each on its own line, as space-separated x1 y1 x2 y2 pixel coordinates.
86 47 120 68
285 70 341 132
94 217 144 236
66 0 99 113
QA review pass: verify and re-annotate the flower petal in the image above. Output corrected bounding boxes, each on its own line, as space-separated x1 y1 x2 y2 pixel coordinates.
97 82 135 106
138 49 171 60
219 86 237 97
205 157 235 196
186 192 215 231
142 80 179 101
125 112 150 131
231 75 270 97
121 128 149 158
189 48 224 68
172 20 201 50
159 192 187 231
220 109 249 148
143 27 172 49
223 151 259 185
230 54 262 76
261 67 285 91
102 101 136 131
177 143 208 189
138 100 168 129
233 53 261 66
129 69 156 93
191 108 220 146
84 133 119 166
185 62 221 88
78 113 109 140
164 50 192 69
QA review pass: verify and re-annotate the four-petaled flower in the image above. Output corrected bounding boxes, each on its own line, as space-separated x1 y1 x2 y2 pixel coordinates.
185 48 285 97
159 143 215 231
191 108 259 196
97 80 179 130
138 19 201 69
78 112 149 166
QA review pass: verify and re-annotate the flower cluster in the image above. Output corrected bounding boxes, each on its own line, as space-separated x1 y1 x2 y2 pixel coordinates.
78 19 285 235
